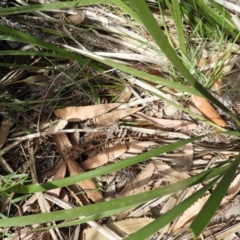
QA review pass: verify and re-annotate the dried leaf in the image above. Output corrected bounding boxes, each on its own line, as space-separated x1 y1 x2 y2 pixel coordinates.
83 217 153 239
212 79 224 94
173 172 240 234
222 173 240 204
44 120 68 132
119 162 155 197
55 103 121 121
68 12 85 25
211 196 240 224
115 86 132 103
69 123 80 146
108 217 153 234
152 160 189 182
67 158 103 202
197 52 232 73
93 107 142 126
173 194 210 234
128 140 159 153
0 115 11 148
46 161 67 208
52 133 73 161
163 104 181 119
21 74 49 83
191 95 227 126
136 112 197 130
182 143 193 171
41 231 51 240
81 145 128 170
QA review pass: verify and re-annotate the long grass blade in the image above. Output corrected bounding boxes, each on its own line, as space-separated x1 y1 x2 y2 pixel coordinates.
190 153 240 237
127 0 240 125
0 162 231 227
124 176 221 240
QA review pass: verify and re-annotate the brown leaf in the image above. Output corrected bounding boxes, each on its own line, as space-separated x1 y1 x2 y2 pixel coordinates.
182 143 193 171
41 231 51 240
151 160 189 183
46 161 67 208
128 140 159 153
0 115 11 148
212 79 224 94
44 120 68 132
93 107 142 126
67 158 103 202
69 123 80 146
52 133 73 161
211 195 240 225
81 145 128 170
173 194 210 234
83 217 153 239
119 162 155 197
191 95 227 127
115 86 132 103
136 112 197 130
68 12 85 25
222 173 240 204
54 103 121 121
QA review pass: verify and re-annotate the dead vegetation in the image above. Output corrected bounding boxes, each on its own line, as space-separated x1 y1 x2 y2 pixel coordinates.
2 0 240 239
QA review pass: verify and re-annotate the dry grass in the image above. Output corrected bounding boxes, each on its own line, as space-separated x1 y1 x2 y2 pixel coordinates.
1 1 240 239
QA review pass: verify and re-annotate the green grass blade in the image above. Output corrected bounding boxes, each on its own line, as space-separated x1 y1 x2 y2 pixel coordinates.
0 50 67 59
36 207 131 230
0 162 231 227
125 176 221 240
171 0 186 54
208 0 233 25
66 45 217 98
7 136 203 193
193 0 237 36
127 0 240 125
0 24 79 59
110 0 141 23
0 24 102 70
180 3 214 34
0 0 111 16
190 153 240 237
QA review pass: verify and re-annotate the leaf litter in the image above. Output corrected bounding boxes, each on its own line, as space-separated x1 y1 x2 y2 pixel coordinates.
1 2 240 240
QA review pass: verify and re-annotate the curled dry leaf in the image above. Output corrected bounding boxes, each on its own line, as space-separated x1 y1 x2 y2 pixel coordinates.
0 115 11 148
197 51 232 73
212 79 224 95
54 103 121 121
171 171 239 234
173 194 210 234
67 158 103 202
69 123 80 146
136 112 197 131
83 217 153 239
151 160 189 183
41 231 51 240
52 133 73 161
115 86 132 103
191 95 227 127
221 173 240 204
81 145 128 170
43 120 68 132
68 11 85 25
93 107 142 126
211 195 240 225
173 173 240 234
119 162 155 197
182 143 193 171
